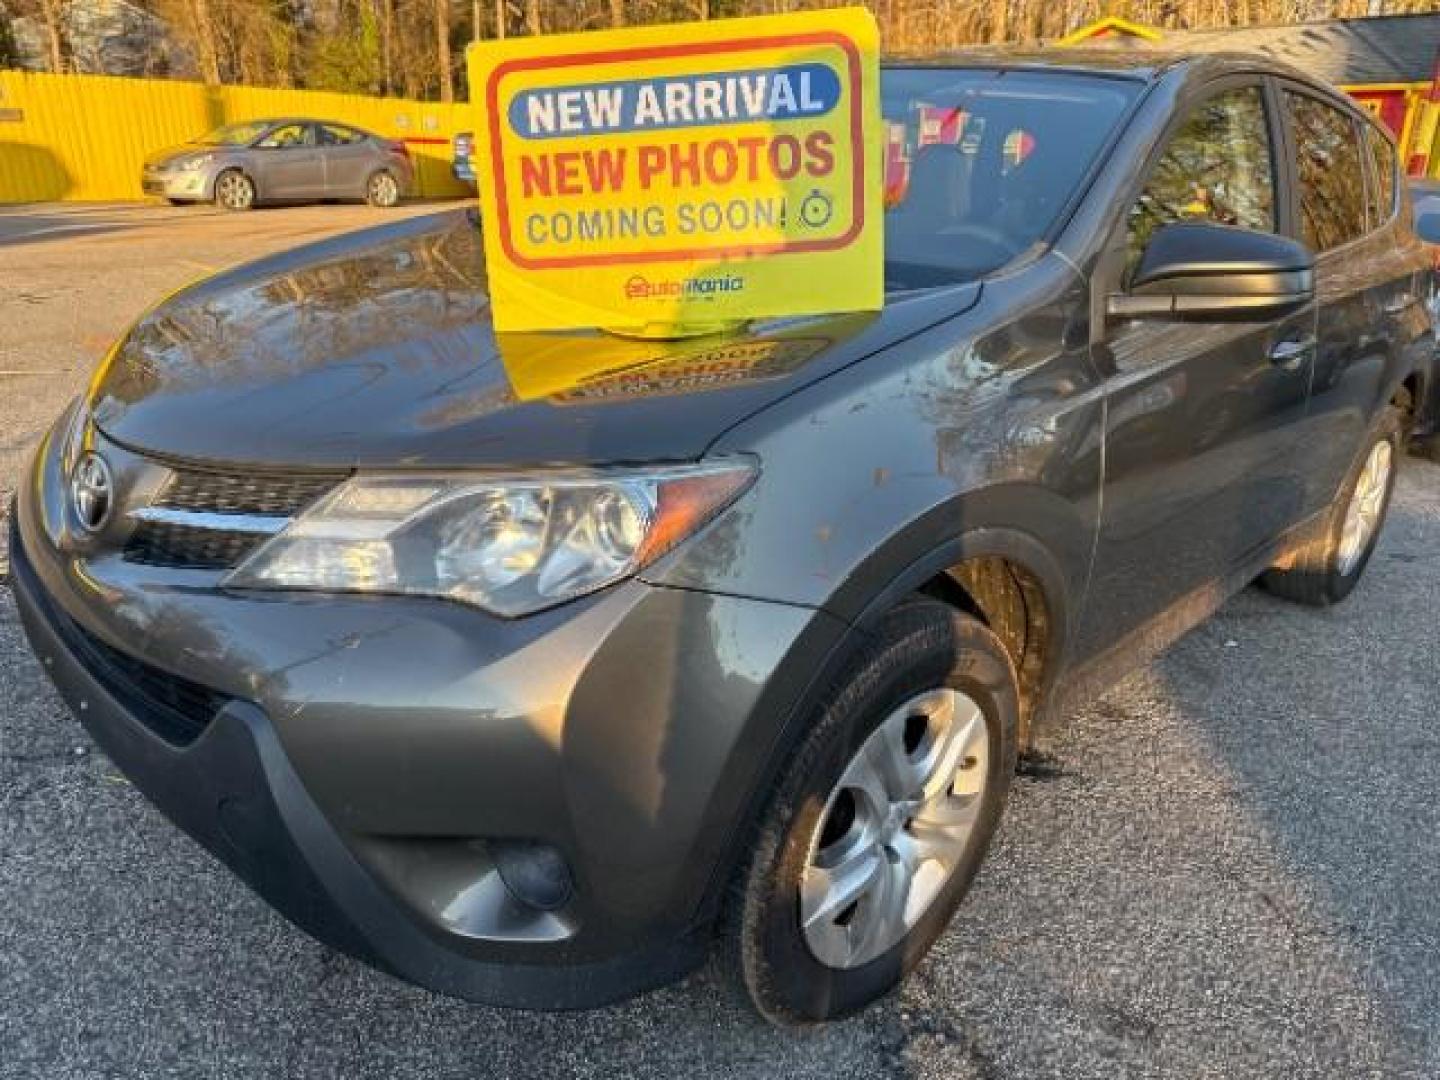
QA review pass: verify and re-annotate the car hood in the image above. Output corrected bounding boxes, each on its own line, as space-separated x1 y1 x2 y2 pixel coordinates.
144 143 222 169
89 210 980 469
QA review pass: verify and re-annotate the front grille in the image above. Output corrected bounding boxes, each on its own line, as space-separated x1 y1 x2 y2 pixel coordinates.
153 469 344 521
155 469 344 517
124 521 269 570
13 530 234 746
123 465 346 571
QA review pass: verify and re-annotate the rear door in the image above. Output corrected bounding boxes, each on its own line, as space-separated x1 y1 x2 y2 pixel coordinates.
1281 87 1431 516
1076 77 1316 660
250 122 326 200
318 124 373 198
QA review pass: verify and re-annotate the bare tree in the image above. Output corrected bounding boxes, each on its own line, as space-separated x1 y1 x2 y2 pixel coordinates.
436 0 453 100
382 0 394 91
35 0 1440 97
35 0 68 73
990 0 1007 43
180 0 222 83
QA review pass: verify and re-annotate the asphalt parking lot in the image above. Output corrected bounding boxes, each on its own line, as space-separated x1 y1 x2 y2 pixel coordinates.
3 201 1440 1079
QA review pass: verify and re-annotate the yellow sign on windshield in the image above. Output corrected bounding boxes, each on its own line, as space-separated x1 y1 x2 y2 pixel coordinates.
467 8 882 333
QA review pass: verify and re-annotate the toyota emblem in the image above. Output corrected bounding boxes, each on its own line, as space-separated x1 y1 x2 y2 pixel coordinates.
70 451 114 534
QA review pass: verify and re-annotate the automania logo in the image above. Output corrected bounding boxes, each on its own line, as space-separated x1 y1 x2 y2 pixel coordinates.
624 273 746 300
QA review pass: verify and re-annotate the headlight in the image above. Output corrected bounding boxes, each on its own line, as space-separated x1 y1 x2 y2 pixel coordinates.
224 460 756 616
179 154 214 171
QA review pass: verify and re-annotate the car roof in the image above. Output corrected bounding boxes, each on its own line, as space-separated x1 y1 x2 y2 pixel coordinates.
882 46 1318 86
244 118 371 131
883 46 1176 79
880 47 1368 120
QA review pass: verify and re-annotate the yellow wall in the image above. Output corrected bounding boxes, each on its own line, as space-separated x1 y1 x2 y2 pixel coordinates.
0 70 476 203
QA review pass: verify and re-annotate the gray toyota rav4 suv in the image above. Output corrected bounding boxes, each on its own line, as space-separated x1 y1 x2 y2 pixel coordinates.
12 51 1439 1024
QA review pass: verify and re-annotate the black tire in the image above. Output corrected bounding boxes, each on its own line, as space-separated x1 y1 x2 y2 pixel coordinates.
366 169 401 208
213 169 255 211
719 599 1018 1026
165 198 190 207
1260 404 1404 606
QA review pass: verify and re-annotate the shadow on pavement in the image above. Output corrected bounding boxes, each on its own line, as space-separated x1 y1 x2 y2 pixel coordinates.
1153 476 1440 1068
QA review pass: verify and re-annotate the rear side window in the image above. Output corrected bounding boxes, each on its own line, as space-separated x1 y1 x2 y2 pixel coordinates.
1285 91 1368 251
1364 123 1397 228
1126 86 1275 269
320 125 365 147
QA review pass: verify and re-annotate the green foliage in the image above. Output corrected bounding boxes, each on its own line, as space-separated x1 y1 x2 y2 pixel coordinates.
304 4 383 94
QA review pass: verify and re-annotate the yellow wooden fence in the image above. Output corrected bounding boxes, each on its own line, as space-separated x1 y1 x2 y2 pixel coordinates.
0 70 476 203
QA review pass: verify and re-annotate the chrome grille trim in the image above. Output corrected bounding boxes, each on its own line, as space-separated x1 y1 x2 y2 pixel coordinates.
128 507 288 535
118 464 345 570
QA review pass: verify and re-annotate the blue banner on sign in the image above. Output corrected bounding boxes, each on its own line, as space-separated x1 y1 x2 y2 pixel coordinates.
507 63 842 139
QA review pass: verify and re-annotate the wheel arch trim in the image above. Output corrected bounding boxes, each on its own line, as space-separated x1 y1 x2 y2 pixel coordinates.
692 521 1078 930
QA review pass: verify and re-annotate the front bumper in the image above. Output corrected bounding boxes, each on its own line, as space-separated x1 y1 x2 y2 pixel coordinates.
141 166 213 201
11 428 848 1007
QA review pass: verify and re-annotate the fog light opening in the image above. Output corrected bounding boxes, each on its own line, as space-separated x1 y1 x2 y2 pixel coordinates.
492 840 574 913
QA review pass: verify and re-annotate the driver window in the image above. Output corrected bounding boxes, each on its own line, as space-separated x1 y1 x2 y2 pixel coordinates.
258 124 314 150
1126 86 1275 272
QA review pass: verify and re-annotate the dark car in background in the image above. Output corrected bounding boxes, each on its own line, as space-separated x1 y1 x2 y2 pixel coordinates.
141 118 414 210
452 130 476 187
14 51 1439 1024
1410 178 1440 457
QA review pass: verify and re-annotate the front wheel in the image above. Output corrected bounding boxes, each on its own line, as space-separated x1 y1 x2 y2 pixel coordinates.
213 169 255 211
366 170 401 208
1261 404 1403 605
720 600 1018 1025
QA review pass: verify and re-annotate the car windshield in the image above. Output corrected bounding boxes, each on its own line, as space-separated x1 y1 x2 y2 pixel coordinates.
883 68 1141 289
197 121 273 147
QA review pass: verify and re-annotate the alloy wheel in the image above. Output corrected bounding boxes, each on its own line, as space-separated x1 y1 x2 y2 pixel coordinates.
216 172 253 210
1338 438 1392 576
799 687 990 970
370 172 399 207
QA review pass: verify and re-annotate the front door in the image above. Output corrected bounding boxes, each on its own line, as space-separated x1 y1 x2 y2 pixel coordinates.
1076 79 1315 662
317 123 373 198
250 123 325 200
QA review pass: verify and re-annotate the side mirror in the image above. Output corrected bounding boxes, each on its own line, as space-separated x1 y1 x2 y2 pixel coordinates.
1109 221 1315 322
1415 206 1440 246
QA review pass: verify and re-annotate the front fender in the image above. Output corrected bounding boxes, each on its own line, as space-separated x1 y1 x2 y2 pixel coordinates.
643 257 1102 643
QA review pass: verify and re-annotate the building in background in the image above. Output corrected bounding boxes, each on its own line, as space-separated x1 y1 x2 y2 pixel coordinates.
1057 12 1440 179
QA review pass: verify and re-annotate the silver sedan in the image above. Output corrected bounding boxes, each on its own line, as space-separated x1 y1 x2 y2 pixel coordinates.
141 118 416 210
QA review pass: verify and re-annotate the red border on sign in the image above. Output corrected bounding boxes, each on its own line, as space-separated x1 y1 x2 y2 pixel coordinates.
484 32 867 270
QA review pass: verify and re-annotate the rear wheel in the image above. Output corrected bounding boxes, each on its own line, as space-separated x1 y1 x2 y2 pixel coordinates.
366 170 400 208
720 600 1017 1025
213 169 255 211
1261 404 1403 605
